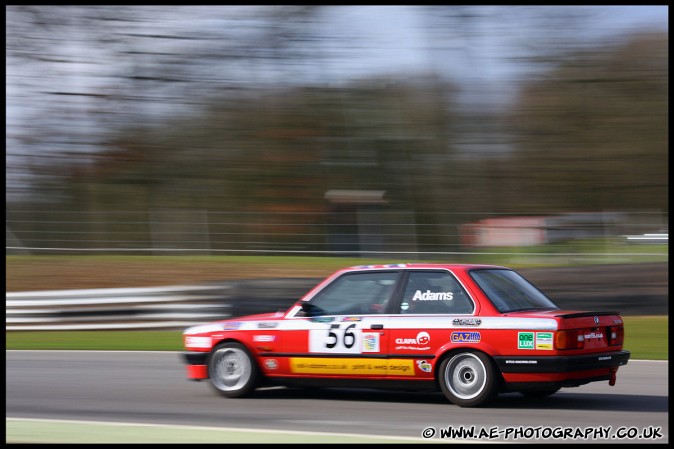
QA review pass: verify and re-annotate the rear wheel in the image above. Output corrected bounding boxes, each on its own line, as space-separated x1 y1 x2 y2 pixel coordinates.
207 342 259 398
438 351 499 407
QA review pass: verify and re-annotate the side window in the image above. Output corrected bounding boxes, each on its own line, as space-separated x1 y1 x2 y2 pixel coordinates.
304 271 399 316
399 271 474 315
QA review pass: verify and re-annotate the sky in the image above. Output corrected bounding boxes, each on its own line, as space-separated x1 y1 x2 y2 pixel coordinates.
5 5 669 196
315 6 668 106
310 6 667 75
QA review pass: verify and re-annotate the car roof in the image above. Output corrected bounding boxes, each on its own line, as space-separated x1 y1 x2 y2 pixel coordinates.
341 263 508 273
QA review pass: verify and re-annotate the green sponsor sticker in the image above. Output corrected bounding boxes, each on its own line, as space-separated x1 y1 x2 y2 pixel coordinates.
518 332 535 349
536 332 553 350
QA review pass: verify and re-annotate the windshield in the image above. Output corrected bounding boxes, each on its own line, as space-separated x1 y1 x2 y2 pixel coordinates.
469 269 559 313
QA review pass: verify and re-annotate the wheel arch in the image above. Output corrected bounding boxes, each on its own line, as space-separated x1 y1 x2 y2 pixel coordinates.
207 339 263 398
209 337 261 367
434 346 505 390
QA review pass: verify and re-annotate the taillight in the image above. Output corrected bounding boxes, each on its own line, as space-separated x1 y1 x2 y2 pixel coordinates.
607 325 624 346
555 329 585 350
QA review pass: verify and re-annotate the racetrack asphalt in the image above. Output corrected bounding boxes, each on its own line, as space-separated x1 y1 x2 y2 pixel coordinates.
6 351 668 444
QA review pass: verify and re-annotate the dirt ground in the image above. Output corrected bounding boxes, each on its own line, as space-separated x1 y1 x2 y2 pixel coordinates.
5 257 343 292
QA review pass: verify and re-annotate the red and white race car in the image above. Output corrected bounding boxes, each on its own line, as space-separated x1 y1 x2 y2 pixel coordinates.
182 263 630 407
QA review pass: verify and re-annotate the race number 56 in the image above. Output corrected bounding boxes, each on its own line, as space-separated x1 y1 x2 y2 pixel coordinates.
310 323 361 353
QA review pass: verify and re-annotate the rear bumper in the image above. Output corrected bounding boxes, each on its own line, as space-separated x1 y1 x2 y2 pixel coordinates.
494 350 630 373
495 350 630 390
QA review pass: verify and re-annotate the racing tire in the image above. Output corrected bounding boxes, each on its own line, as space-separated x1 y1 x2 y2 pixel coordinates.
438 351 499 407
207 342 259 398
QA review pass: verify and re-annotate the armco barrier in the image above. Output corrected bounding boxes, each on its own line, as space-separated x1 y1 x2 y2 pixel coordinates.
5 278 321 331
5 285 235 331
5 264 667 331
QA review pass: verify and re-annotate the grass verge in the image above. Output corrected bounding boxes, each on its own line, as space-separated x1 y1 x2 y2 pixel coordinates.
5 316 667 360
621 316 669 360
6 249 668 292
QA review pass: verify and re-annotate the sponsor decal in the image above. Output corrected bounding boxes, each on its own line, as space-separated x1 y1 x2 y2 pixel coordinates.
417 332 430 345
450 331 481 343
264 359 279 370
535 332 553 350
257 322 278 329
353 264 407 269
310 317 335 323
252 335 275 342
452 318 482 326
613 319 622 324
362 332 380 352
395 331 431 350
389 362 413 375
309 324 361 353
584 332 604 340
505 359 538 364
416 360 432 373
594 316 600 325
412 290 453 301
518 332 535 350
598 356 612 361
290 358 414 376
185 336 212 349
341 316 362 322
456 317 557 331
400 302 410 311
184 323 232 334
221 322 241 330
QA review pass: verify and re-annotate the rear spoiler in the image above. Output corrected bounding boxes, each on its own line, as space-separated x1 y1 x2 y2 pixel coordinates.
554 311 621 319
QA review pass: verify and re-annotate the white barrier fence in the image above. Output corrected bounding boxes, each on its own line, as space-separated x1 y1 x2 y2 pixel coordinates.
6 285 234 331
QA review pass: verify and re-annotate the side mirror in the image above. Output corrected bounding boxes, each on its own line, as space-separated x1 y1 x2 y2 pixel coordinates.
301 302 323 317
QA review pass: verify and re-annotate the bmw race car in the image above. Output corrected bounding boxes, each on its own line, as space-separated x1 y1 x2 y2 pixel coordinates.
182 263 630 407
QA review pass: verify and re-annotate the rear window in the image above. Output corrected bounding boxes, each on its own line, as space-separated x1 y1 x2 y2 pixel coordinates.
469 269 559 313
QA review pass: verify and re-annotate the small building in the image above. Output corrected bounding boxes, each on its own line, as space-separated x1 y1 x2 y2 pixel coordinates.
324 189 388 256
460 216 547 247
459 212 625 247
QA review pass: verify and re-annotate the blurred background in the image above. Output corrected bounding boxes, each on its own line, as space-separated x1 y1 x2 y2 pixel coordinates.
6 5 668 262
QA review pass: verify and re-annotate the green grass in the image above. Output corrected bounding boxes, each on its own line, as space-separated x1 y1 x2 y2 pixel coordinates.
6 239 668 267
458 239 668 267
622 316 669 360
5 331 183 351
5 254 407 268
5 316 667 359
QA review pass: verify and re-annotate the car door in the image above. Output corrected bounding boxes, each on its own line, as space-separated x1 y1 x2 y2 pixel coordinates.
279 270 401 378
386 269 477 380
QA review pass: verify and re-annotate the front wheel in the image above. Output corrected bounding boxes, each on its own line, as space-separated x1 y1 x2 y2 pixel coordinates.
438 351 499 407
207 342 259 398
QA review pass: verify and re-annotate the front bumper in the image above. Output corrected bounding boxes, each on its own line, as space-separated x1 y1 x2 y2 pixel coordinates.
182 352 209 380
183 351 208 365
